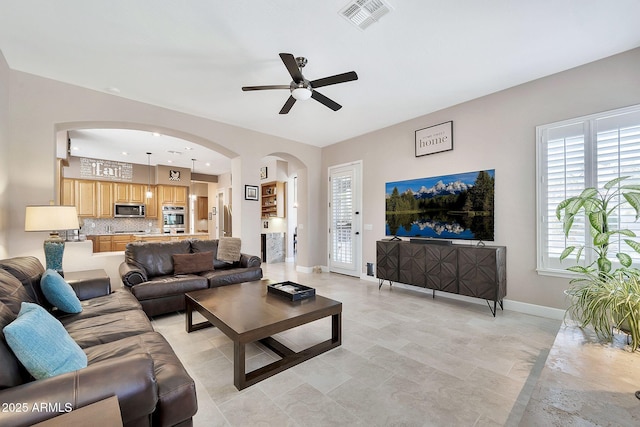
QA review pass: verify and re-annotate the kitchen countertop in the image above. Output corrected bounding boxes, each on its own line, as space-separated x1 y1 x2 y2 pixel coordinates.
87 232 209 237
133 232 209 237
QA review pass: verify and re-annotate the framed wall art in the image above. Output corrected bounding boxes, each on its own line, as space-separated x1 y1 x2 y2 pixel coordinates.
260 166 268 180
245 185 259 201
415 121 453 157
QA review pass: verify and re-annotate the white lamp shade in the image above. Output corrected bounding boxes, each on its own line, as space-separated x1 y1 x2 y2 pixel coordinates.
25 205 80 232
291 87 312 101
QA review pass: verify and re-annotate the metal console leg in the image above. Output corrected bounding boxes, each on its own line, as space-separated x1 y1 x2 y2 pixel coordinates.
378 279 393 290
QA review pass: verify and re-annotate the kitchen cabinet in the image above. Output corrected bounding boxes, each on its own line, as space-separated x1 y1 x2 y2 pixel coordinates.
158 185 188 206
261 181 285 219
158 185 173 204
111 234 133 251
96 181 113 218
129 184 145 203
88 234 134 252
113 183 129 203
97 235 112 253
175 186 187 204
62 178 75 206
62 179 160 219
197 196 209 220
114 183 146 204
76 180 97 217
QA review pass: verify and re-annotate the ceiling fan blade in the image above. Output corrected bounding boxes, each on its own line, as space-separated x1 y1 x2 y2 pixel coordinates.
311 91 342 111
310 71 358 89
279 96 296 114
279 53 304 83
242 85 290 91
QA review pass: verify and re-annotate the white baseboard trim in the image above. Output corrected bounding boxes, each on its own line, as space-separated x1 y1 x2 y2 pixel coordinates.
296 265 314 274
501 299 565 320
360 275 564 320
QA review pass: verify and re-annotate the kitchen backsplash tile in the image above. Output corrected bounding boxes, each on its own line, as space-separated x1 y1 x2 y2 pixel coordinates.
79 218 160 235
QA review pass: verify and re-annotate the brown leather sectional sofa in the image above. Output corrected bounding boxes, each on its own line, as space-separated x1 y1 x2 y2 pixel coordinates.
0 256 197 427
119 239 263 317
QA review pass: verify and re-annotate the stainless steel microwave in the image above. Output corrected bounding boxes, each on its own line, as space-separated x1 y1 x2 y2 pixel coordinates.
114 203 146 218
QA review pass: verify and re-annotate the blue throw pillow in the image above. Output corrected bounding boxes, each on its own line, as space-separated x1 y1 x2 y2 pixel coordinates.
3 302 87 379
41 269 82 313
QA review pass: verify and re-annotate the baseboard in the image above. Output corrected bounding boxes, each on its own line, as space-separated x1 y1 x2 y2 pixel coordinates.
501 299 565 320
296 265 329 274
362 275 565 320
296 265 314 274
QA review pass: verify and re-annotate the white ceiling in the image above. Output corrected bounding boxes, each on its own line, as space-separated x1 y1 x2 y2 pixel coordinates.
2 0 640 166
67 129 231 175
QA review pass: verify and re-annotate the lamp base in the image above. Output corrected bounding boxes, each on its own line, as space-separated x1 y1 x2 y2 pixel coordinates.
44 233 65 276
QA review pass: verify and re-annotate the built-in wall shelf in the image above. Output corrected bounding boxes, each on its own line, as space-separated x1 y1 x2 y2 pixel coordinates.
261 181 285 219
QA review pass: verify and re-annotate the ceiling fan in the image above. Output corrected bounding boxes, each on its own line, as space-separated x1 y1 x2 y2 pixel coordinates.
242 53 358 114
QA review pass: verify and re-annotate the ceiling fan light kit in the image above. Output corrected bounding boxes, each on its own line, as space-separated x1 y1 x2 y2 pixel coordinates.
242 53 358 114
291 87 312 101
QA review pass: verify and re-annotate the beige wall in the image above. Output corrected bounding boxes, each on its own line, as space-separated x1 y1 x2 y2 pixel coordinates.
322 47 640 310
0 51 9 258
3 67 323 267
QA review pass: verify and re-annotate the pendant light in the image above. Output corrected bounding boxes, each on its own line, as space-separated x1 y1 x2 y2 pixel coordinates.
145 152 153 199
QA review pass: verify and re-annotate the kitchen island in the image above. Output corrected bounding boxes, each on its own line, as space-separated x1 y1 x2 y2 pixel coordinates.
86 232 209 253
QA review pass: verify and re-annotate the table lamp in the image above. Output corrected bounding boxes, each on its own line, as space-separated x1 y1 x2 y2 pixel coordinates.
25 205 80 275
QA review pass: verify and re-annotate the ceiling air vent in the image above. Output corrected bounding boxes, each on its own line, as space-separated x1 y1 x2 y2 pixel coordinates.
339 0 393 30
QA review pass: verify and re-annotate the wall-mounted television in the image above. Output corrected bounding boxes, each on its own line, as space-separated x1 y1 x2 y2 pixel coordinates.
385 169 495 241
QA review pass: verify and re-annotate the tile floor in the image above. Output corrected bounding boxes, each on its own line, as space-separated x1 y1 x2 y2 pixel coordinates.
151 262 561 427
520 323 640 426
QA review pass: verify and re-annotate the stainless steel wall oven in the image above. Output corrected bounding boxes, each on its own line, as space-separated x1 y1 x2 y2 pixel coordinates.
162 205 186 233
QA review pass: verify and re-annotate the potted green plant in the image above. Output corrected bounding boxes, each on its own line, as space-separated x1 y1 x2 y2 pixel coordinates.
565 271 640 350
556 176 640 274
557 176 640 349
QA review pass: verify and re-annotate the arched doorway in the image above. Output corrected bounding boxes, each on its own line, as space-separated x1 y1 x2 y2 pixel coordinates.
259 153 306 266
55 122 237 241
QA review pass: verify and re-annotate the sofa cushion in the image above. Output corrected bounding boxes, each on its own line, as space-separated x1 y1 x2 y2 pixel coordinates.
172 251 214 275
125 240 192 277
55 288 142 322
61 309 154 348
0 303 27 389
41 270 82 314
200 267 263 288
0 256 46 305
85 332 198 427
191 239 232 269
130 275 208 301
217 237 242 263
0 269 35 315
3 302 87 380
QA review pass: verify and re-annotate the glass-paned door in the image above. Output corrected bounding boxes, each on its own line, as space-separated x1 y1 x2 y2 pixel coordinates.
329 162 361 276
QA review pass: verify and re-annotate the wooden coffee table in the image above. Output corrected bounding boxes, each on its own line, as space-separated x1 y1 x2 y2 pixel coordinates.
185 280 342 390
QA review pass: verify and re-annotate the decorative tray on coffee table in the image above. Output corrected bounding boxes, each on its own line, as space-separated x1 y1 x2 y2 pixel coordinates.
267 281 316 301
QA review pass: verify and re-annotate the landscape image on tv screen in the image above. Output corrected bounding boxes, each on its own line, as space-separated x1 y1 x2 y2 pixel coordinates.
385 169 495 241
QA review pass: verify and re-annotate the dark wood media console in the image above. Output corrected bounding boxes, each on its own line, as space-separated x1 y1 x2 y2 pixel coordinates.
376 240 506 316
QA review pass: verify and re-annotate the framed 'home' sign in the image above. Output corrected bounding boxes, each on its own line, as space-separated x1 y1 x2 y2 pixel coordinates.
415 121 453 157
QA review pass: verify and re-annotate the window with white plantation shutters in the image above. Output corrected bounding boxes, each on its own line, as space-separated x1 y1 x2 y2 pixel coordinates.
537 105 640 275
331 172 353 265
